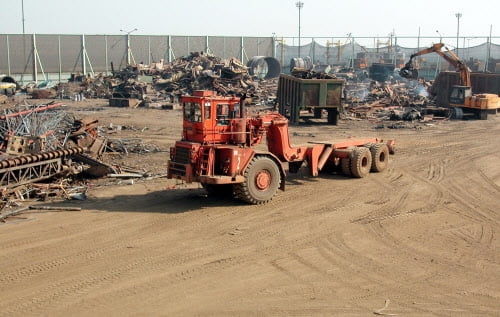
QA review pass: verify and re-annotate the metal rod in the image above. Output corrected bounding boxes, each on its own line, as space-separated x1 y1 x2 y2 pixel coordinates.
29 206 82 211
0 206 30 221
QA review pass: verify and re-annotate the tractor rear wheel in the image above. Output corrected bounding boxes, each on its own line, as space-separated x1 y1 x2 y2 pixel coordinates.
369 143 389 172
235 156 281 204
350 147 372 178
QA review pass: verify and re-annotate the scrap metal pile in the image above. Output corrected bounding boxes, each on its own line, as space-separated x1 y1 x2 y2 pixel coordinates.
47 52 278 107
0 102 139 207
342 77 447 123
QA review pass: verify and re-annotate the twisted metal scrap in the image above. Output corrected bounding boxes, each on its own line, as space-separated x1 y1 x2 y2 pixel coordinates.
0 103 76 151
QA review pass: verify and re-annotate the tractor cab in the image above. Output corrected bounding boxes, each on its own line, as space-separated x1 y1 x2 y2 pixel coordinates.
180 90 245 144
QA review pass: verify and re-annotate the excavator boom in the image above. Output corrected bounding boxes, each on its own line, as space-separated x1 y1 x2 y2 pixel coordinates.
400 43 471 87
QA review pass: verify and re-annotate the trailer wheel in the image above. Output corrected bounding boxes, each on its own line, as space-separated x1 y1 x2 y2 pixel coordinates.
327 108 339 125
235 156 281 204
313 107 322 118
369 143 389 172
350 147 372 178
340 158 351 176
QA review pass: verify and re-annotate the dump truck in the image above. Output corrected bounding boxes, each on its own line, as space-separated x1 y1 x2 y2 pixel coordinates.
276 74 344 125
167 90 395 204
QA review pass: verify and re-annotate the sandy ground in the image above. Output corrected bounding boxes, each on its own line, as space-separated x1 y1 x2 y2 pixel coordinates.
0 100 499 316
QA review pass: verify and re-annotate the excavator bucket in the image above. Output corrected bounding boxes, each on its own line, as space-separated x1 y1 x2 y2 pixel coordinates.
399 64 419 79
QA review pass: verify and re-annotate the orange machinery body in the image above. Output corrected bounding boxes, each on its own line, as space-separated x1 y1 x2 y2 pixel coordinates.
460 93 500 110
167 90 394 190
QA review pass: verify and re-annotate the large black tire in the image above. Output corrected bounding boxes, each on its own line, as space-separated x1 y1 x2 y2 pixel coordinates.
369 143 389 172
327 108 339 125
350 147 372 178
450 107 463 120
479 109 488 120
321 160 338 174
202 183 234 197
340 158 351 176
234 156 281 204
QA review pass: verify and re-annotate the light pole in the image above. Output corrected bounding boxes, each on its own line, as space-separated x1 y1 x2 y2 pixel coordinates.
455 13 462 58
436 30 443 43
296 1 304 58
21 0 25 34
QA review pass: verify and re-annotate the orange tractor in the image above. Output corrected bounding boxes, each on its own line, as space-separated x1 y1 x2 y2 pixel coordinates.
167 90 395 204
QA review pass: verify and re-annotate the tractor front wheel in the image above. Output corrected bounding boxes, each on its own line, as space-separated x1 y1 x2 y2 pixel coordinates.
235 156 281 204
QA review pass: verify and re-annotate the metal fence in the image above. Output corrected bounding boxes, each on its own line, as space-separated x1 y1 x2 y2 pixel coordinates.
0 34 274 84
279 37 500 63
1 34 498 84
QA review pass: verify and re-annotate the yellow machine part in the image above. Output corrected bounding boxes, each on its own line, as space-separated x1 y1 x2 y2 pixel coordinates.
468 94 500 110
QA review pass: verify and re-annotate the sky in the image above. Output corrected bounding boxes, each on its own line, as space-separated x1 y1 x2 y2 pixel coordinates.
1 0 498 47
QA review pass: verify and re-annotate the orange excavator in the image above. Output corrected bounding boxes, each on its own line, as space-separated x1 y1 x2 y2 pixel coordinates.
167 90 395 204
400 43 499 119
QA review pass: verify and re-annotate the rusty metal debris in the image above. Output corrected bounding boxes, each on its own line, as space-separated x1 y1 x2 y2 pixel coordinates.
42 52 279 108
0 102 114 207
341 74 445 124
0 99 170 219
0 203 82 222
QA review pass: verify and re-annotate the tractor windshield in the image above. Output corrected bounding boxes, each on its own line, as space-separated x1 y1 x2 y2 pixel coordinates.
184 102 202 122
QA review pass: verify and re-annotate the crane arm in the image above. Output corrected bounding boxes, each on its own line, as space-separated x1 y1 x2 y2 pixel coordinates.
400 43 471 86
